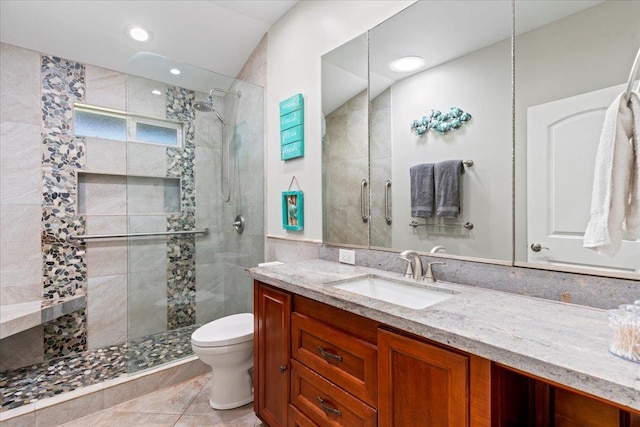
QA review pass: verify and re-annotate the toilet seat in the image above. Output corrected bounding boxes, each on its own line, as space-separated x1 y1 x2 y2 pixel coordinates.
191 313 253 348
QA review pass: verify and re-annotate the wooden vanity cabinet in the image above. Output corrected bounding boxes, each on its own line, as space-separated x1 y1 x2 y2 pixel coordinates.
492 365 640 427
255 282 292 427
378 328 492 427
254 281 637 427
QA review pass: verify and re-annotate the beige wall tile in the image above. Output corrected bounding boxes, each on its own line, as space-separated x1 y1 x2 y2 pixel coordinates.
0 412 36 427
35 392 104 427
0 325 43 371
0 284 42 306
87 274 127 349
85 65 126 111
0 204 42 294
128 269 167 339
0 229 42 291
265 238 319 263
103 358 208 408
78 173 127 215
0 122 42 205
85 215 127 235
126 142 168 177
86 241 127 278
84 137 126 175
0 43 41 126
112 374 207 415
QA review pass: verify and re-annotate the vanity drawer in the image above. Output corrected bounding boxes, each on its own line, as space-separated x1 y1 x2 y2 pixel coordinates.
288 404 319 427
291 360 377 427
291 312 377 407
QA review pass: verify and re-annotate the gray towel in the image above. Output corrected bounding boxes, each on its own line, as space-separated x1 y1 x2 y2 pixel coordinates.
435 160 463 217
410 163 434 217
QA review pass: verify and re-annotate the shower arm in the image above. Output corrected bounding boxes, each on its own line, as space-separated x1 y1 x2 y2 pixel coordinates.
209 88 241 98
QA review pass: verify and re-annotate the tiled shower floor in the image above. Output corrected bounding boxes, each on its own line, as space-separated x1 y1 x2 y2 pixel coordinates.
0 325 199 412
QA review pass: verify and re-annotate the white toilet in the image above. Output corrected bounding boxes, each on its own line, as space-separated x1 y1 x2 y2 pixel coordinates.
191 312 254 410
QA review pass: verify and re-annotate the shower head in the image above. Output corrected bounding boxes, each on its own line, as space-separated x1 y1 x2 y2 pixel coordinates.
193 97 226 125
193 98 214 113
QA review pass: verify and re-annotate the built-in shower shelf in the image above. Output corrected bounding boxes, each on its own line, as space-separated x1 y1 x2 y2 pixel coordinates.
0 294 86 340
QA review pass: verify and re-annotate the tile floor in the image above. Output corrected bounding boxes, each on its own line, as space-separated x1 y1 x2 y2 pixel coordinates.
58 372 262 427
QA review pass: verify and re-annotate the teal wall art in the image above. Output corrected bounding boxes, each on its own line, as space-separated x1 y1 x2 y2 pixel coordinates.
282 190 304 231
280 93 304 160
411 107 472 135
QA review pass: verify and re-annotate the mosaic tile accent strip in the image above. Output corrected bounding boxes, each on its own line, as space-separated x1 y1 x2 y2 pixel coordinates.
43 310 87 360
42 206 86 244
1 326 197 412
165 86 197 330
167 237 197 328
41 131 85 207
41 56 85 133
40 55 87 357
42 242 86 299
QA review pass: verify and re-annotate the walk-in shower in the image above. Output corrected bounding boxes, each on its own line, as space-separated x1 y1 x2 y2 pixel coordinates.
193 88 242 203
0 50 264 416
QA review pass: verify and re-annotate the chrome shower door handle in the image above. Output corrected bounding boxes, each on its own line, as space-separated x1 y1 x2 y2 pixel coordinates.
361 179 369 223
384 180 392 225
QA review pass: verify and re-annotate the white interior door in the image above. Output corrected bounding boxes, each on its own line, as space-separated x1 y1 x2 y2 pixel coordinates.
527 83 639 273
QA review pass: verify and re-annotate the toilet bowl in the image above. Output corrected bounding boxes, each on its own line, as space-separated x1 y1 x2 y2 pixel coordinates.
191 312 254 410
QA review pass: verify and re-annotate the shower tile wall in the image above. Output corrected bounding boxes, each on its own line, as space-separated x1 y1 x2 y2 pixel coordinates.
1 41 265 372
370 88 392 248
324 89 368 246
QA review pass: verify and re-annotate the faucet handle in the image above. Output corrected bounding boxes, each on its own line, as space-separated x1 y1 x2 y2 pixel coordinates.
398 255 415 278
424 262 446 282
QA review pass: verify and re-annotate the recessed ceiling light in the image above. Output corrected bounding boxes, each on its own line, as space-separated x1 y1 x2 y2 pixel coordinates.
170 68 181 75
151 89 162 95
127 25 151 42
389 56 425 72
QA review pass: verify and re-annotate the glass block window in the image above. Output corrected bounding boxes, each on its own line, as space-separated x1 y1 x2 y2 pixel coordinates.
74 104 183 147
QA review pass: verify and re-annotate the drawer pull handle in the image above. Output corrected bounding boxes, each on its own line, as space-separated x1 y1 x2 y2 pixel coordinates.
279 365 287 373
318 346 343 361
317 396 342 416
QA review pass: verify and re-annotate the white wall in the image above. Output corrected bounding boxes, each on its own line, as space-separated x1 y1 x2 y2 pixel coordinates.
391 40 512 261
266 1 414 242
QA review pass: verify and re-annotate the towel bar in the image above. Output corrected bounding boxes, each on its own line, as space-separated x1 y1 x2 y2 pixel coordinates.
67 228 209 242
409 220 474 230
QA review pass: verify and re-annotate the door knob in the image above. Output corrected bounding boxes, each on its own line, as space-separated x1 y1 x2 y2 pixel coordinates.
279 365 287 373
530 243 549 252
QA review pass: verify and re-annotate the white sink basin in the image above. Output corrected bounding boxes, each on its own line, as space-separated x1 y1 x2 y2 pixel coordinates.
332 275 454 310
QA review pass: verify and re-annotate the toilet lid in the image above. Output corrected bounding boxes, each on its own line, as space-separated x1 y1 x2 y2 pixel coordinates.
191 313 254 347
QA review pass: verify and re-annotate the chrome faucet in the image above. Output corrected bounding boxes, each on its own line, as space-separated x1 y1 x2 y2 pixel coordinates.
430 245 447 254
399 250 424 280
424 262 446 283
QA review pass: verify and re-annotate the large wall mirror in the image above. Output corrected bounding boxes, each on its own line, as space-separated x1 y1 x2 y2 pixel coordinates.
322 0 640 280
514 0 640 278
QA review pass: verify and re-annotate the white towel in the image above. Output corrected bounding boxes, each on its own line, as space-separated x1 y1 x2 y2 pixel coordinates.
583 91 638 255
626 91 640 238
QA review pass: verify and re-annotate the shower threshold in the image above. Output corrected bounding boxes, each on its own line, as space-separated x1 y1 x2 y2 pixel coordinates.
0 324 199 412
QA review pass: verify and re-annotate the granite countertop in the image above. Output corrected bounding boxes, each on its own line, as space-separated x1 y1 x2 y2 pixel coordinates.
247 259 640 412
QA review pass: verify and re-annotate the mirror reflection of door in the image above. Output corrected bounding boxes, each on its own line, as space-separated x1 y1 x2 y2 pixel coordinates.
527 83 640 273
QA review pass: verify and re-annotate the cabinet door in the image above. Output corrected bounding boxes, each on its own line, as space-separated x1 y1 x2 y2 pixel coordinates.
255 282 292 427
378 328 469 427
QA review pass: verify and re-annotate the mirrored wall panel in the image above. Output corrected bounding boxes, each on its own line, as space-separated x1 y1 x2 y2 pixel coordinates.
514 0 640 277
322 33 369 247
